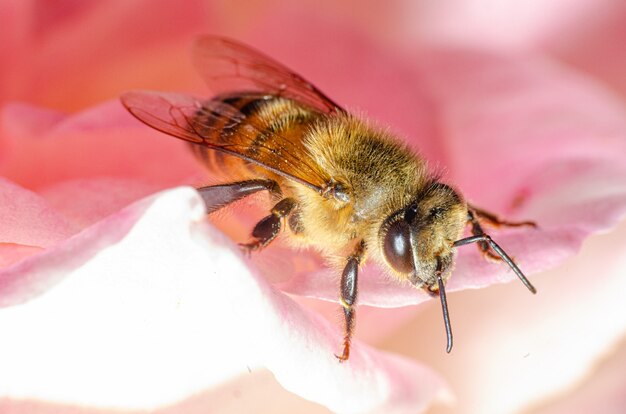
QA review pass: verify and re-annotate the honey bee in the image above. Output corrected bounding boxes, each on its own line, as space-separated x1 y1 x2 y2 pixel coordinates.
121 36 536 362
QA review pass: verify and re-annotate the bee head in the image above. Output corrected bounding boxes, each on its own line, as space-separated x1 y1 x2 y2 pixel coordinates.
379 182 534 354
380 182 467 289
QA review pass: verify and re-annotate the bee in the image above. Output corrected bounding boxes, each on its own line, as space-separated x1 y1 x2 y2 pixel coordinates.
121 36 536 362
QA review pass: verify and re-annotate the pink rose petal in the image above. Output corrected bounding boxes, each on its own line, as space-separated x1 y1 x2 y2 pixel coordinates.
413 51 626 207
0 243 44 269
530 337 626 414
0 0 209 110
0 177 74 246
0 188 450 413
0 185 147 308
381 218 626 413
544 2 626 97
392 0 601 51
411 0 626 98
39 178 162 230
0 102 202 190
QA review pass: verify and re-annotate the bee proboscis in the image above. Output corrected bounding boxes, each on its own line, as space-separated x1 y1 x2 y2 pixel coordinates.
121 36 536 361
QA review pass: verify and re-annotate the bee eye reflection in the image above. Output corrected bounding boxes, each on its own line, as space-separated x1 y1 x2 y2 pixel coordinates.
383 220 414 274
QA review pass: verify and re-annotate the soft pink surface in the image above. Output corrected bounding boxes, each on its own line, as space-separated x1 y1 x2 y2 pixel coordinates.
382 219 626 414
0 188 450 413
0 0 209 111
1 1 626 413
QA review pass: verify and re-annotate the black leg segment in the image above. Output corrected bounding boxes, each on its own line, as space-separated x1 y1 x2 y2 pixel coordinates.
240 198 297 252
453 234 537 294
467 209 498 261
467 205 537 261
336 240 366 362
197 179 280 214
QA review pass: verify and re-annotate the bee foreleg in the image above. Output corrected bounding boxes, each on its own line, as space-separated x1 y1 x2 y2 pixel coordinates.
466 208 500 262
467 206 536 262
463 209 537 293
336 240 366 363
240 198 297 252
197 179 280 214
453 234 537 294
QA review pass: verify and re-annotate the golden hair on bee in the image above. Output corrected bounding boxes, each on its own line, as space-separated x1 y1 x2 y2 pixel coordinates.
121 35 537 361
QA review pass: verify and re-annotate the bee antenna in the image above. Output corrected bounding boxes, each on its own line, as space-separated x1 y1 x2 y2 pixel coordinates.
437 274 453 353
453 235 537 294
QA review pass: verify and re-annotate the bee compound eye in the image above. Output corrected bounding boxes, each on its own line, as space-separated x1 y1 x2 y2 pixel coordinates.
383 220 414 274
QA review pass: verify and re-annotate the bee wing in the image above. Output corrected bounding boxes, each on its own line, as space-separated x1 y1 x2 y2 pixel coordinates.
121 90 328 192
192 36 344 115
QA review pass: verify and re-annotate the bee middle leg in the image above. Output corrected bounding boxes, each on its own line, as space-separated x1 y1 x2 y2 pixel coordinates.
467 205 536 262
336 240 366 363
240 198 297 252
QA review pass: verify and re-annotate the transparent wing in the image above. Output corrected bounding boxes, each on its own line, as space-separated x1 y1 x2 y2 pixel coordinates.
192 36 344 115
120 90 329 192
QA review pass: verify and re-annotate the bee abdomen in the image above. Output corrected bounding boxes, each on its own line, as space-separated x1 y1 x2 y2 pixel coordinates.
189 93 317 179
190 93 272 177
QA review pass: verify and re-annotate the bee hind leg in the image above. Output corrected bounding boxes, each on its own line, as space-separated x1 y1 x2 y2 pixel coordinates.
197 179 280 214
240 198 297 253
336 240 366 363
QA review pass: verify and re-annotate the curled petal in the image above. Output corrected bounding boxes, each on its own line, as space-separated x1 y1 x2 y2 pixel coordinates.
0 188 450 413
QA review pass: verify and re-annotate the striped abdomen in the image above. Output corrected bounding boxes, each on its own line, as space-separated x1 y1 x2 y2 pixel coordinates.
189 93 320 181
